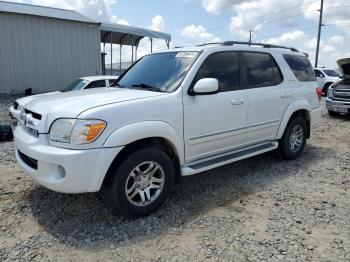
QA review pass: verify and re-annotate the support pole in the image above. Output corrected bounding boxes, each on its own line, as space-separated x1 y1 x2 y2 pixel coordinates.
119 44 122 75
131 36 134 64
315 0 324 68
150 38 153 53
110 32 113 73
249 30 252 45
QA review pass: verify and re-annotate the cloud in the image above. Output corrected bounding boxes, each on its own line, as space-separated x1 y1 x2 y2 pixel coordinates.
110 15 129 25
150 15 165 31
31 0 128 24
302 0 350 33
201 0 237 14
181 24 221 43
263 30 344 67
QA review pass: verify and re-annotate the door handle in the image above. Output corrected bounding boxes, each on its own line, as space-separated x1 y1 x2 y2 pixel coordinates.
280 93 290 98
231 99 244 105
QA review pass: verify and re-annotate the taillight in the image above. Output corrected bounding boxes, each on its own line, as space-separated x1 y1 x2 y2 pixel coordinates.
316 87 322 101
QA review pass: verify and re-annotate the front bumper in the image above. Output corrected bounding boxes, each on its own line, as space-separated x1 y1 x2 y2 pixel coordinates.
326 97 350 114
14 125 123 193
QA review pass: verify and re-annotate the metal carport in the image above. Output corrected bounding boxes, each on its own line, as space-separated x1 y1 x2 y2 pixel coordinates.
100 23 171 75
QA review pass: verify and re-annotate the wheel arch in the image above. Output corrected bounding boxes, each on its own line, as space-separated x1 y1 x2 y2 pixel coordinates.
101 121 184 188
277 101 311 140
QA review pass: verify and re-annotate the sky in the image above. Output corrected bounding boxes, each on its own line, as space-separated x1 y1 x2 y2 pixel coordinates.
6 0 350 68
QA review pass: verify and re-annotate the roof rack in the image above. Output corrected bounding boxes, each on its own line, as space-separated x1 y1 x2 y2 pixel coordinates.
194 41 299 52
223 41 299 52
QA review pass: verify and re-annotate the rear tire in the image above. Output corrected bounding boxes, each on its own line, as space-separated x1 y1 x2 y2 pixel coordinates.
102 147 175 218
328 110 339 117
278 117 307 160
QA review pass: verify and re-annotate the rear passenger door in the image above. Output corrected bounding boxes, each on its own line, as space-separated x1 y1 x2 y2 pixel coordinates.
242 52 289 144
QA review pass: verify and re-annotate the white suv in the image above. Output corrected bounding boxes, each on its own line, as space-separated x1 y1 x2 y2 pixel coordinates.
10 41 322 217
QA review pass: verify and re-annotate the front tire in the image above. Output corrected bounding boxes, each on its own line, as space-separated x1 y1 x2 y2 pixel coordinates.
328 110 339 117
278 117 307 160
103 147 175 217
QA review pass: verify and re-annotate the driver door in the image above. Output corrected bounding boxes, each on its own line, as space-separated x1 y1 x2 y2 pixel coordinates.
183 52 248 163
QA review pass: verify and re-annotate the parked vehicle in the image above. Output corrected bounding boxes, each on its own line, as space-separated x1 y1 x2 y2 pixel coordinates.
10 41 322 217
13 75 119 108
326 58 350 116
61 75 119 92
314 68 342 94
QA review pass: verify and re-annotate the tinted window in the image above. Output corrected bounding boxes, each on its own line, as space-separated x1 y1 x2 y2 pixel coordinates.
85 80 106 89
116 52 198 92
194 52 240 92
283 54 316 82
323 69 339 77
108 79 117 86
61 79 88 92
314 69 323 77
243 52 283 88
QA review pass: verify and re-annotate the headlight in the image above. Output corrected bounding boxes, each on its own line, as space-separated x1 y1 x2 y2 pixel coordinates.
327 86 334 98
70 119 106 144
49 118 106 144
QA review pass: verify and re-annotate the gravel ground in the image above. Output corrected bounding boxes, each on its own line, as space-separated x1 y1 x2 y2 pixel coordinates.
0 96 349 261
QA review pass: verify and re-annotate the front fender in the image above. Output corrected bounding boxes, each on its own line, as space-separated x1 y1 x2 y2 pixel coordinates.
103 121 185 164
276 100 311 139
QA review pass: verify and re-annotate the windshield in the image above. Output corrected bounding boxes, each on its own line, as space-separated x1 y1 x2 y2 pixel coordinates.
114 51 199 92
61 79 88 92
323 69 339 77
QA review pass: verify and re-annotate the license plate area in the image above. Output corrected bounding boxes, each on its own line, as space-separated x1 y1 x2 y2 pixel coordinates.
334 107 348 113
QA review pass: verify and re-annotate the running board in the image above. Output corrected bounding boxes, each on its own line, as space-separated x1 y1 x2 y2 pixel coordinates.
181 141 278 176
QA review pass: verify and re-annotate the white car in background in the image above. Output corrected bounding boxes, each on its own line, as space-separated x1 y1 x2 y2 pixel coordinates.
13 75 119 109
314 68 342 94
61 75 119 92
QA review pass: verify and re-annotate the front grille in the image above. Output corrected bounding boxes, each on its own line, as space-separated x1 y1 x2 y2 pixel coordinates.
24 109 42 120
18 150 38 170
333 83 350 101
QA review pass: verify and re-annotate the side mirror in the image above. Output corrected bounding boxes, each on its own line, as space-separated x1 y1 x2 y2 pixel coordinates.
190 78 219 95
320 74 325 78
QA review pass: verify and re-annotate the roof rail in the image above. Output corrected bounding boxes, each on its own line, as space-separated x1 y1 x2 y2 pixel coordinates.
193 41 299 52
222 41 299 52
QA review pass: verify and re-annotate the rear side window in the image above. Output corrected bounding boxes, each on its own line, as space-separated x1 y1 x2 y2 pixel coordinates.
194 52 240 92
283 54 316 82
242 52 283 88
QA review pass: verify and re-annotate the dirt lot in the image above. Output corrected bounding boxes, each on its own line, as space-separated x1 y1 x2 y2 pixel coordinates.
0 96 349 261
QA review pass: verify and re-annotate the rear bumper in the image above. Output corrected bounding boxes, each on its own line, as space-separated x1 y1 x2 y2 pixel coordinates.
310 107 322 126
14 126 123 193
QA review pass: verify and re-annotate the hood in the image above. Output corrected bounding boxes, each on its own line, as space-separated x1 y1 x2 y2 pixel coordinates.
337 58 350 78
23 88 165 133
16 91 61 106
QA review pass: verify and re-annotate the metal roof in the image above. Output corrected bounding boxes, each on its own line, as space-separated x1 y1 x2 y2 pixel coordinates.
100 23 171 46
0 0 98 24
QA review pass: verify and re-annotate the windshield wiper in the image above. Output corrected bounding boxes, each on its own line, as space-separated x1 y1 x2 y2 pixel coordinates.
132 83 162 92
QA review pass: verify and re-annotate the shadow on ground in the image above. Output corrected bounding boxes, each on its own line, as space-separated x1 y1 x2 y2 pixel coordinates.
26 143 333 250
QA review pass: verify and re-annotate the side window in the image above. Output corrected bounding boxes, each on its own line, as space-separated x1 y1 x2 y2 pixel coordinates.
242 52 283 88
283 54 316 82
314 69 324 78
84 80 107 89
108 79 117 86
193 52 240 92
